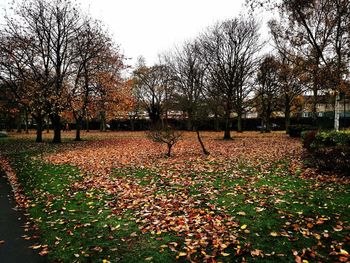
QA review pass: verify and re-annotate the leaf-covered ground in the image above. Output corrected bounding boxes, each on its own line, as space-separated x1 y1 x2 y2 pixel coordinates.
0 131 349 262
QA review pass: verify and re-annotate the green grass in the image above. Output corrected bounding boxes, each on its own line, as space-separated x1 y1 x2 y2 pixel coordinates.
209 161 350 262
5 151 178 262
1 139 349 262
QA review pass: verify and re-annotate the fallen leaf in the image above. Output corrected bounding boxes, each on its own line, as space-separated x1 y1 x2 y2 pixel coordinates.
270 232 278 237
178 252 187 257
29 244 42 250
251 249 263 257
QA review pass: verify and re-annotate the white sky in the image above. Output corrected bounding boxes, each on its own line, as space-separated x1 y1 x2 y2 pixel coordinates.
0 0 273 67
77 0 249 66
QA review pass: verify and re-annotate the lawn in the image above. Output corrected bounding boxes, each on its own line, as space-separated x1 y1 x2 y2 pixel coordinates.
0 131 349 262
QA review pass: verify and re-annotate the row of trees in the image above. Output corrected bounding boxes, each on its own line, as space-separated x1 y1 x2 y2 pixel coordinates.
132 0 350 142
133 18 263 141
0 0 129 143
1 0 350 144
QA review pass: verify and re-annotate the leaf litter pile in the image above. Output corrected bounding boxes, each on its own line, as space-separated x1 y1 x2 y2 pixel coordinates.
1 131 350 262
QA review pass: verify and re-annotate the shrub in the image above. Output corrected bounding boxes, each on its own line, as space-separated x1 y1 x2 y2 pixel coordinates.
146 123 183 157
303 130 350 174
288 124 317 137
301 130 317 150
311 130 350 149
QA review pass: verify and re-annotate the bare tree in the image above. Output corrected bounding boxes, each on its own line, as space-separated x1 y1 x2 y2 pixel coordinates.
200 17 262 139
0 32 49 142
1 0 126 142
251 0 350 130
277 55 305 132
166 40 210 155
69 19 123 140
254 55 281 132
146 123 182 157
133 63 173 125
0 0 84 143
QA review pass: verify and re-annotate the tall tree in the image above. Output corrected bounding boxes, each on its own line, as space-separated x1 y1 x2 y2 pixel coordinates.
69 19 124 140
250 0 350 130
0 34 48 142
277 55 305 132
167 40 210 155
1 0 84 143
200 17 262 139
254 55 281 132
94 47 126 132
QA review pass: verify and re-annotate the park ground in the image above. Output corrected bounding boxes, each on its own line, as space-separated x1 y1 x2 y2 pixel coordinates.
0 131 349 262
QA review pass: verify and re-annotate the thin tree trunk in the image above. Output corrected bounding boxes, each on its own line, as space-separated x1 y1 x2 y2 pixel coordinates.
166 144 172 157
334 93 340 131
24 109 29 134
196 130 210 155
266 105 272 133
237 113 243 133
187 110 193 131
16 112 22 133
312 88 318 123
100 111 106 132
46 115 50 133
285 102 291 134
75 117 82 141
311 57 319 124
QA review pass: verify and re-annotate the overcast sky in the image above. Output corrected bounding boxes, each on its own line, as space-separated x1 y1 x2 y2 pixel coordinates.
77 0 251 66
0 0 271 67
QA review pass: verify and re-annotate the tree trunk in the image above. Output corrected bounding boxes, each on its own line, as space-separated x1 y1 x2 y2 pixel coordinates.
46 115 50 133
186 118 192 131
24 109 29 134
51 114 62 143
100 111 106 132
86 118 90 132
186 110 194 131
16 112 22 133
266 110 272 133
130 118 135 131
196 130 210 155
237 113 243 133
334 93 340 131
35 117 43 143
285 101 291 134
260 117 265 133
223 111 232 140
214 113 220 131
75 117 82 141
311 88 318 123
311 57 319 124
166 143 172 157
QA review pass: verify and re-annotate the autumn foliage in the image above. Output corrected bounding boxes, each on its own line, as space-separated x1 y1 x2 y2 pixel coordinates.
0 131 349 262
